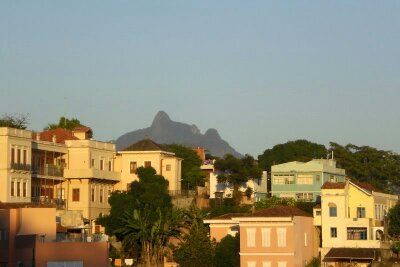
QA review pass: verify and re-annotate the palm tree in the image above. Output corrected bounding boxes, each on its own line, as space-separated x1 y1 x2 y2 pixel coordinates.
115 207 184 266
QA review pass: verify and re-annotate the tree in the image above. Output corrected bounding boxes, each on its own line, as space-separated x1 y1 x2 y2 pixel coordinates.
162 144 205 188
44 117 82 131
329 142 400 191
0 113 29 129
388 204 400 239
258 140 327 171
214 234 240 267
97 167 175 264
214 154 262 203
173 221 215 267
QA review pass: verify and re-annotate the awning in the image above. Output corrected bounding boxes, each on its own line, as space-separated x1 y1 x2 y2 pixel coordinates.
323 248 380 262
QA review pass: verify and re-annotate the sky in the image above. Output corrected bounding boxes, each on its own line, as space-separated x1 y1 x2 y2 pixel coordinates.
0 1 399 156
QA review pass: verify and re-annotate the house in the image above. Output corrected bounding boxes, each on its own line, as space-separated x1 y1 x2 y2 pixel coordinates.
205 206 318 267
314 180 398 265
113 139 182 192
0 205 109 267
271 159 346 202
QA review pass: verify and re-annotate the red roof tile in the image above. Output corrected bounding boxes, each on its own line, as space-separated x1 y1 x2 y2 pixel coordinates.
251 206 312 217
321 182 346 189
38 128 78 144
73 126 92 133
352 181 381 193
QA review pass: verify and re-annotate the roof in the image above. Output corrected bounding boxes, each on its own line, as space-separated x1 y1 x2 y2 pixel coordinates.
37 128 78 144
352 181 381 193
211 213 249 220
122 139 165 152
324 248 380 262
321 182 346 189
251 206 312 218
0 202 55 209
72 126 92 133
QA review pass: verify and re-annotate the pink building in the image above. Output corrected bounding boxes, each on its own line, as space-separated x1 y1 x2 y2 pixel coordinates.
0 205 109 267
205 206 318 267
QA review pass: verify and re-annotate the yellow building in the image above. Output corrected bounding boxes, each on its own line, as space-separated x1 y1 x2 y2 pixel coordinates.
314 180 398 265
114 139 182 192
0 126 120 226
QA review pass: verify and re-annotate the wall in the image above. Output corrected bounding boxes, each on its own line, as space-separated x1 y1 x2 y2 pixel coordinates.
17 208 57 242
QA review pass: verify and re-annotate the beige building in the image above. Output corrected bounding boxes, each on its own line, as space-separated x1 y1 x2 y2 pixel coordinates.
114 139 182 192
314 180 398 265
205 206 318 267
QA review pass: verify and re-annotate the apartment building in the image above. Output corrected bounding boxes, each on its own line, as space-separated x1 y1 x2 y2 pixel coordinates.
114 139 182 192
314 180 398 265
271 159 346 202
0 205 108 267
0 127 120 225
205 206 318 267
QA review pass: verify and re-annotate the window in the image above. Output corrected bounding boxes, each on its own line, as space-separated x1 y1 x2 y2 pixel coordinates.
357 207 366 218
296 192 313 201
273 175 295 184
23 150 27 165
100 189 103 203
144 161 151 168
0 229 7 241
11 147 15 164
316 174 321 181
347 227 367 240
331 227 337 238
17 182 21 197
277 228 287 247
108 161 112 171
297 175 313 185
261 228 271 247
72 189 80 202
57 188 65 199
316 210 321 216
17 148 21 164
304 232 308 246
100 159 104 171
130 162 137 174
91 158 95 167
263 262 271 267
91 188 95 202
278 262 287 267
329 175 337 182
23 182 27 197
166 164 171 171
329 206 337 217
246 228 256 247
11 181 15 197
247 262 256 267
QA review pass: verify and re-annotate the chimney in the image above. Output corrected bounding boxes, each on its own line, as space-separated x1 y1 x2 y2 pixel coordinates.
52 135 57 143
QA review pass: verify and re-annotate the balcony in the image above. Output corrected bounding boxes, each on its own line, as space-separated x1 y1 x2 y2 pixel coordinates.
32 164 64 178
31 196 66 210
64 168 120 182
10 163 31 172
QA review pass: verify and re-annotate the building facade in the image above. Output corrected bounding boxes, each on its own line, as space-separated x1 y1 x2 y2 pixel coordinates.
314 180 398 265
205 206 318 267
271 159 346 202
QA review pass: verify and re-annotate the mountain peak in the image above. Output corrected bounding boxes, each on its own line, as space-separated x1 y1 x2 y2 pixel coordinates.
152 111 171 126
205 128 221 139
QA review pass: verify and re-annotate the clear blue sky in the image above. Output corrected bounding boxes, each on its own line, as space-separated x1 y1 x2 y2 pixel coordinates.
1 1 399 156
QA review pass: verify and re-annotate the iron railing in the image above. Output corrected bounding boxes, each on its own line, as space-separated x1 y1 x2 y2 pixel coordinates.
31 196 66 210
32 164 64 177
10 163 31 171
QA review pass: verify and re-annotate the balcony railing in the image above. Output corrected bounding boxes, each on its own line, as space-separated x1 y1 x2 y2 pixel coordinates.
32 164 64 177
10 163 31 171
31 196 66 210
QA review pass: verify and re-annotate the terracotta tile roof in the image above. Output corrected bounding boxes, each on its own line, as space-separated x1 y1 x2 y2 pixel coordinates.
38 128 78 144
352 181 381 193
251 206 312 218
321 182 346 189
324 248 380 261
122 139 165 151
211 213 250 220
73 126 92 133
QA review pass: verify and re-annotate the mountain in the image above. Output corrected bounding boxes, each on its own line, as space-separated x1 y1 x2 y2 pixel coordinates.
116 111 243 158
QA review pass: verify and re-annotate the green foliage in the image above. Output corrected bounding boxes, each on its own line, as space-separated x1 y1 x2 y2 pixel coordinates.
329 142 400 191
245 187 253 199
254 196 315 215
305 257 321 267
162 144 205 188
258 140 327 171
0 113 29 129
205 199 252 218
44 117 83 131
215 154 262 203
215 234 240 267
388 204 400 239
97 166 172 240
173 222 215 267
